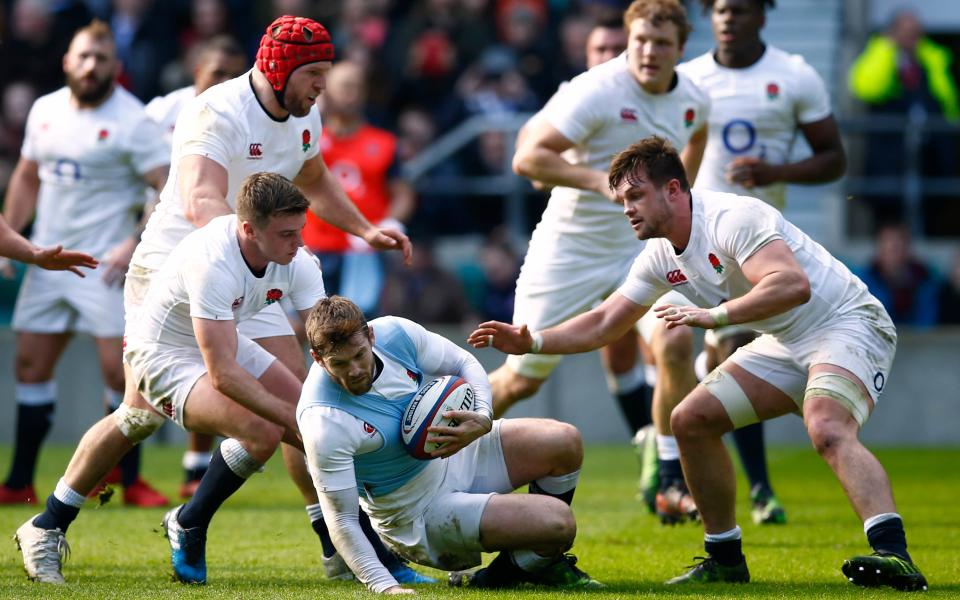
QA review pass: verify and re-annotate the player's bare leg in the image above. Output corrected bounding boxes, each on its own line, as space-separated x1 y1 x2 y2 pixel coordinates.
0 332 71 504
451 419 600 589
92 337 167 507
648 322 698 523
489 366 545 417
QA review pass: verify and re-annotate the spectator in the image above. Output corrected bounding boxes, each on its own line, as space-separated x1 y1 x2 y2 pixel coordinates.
379 242 475 325
855 223 940 327
937 250 960 326
303 61 415 316
476 228 521 322
848 9 960 228
0 82 38 163
105 0 178 100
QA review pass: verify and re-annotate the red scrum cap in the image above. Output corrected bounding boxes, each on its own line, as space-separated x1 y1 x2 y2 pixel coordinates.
256 15 334 102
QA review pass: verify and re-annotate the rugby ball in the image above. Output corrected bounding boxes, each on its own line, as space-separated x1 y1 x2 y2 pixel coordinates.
401 376 475 460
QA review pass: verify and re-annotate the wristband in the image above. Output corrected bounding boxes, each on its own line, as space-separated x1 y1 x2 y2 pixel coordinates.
708 305 730 327
529 331 544 354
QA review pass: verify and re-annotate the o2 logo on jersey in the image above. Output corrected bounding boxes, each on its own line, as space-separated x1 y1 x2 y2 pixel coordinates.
873 372 885 393
722 119 757 154
248 143 263 159
51 158 82 183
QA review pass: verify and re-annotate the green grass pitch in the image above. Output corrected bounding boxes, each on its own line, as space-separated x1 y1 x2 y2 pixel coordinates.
0 444 957 598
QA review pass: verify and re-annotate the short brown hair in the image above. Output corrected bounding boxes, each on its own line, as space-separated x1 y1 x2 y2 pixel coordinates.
235 172 309 229
623 0 692 47
608 135 689 193
73 19 114 45
306 296 370 357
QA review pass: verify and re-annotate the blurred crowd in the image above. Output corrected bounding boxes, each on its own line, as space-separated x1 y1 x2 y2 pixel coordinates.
1 0 958 328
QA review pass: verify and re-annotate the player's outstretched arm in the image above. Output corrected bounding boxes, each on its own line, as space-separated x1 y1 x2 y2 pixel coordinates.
296 154 413 265
194 317 302 445
0 215 98 277
469 292 648 355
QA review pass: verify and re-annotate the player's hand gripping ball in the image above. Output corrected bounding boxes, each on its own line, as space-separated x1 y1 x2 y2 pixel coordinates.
401 376 475 460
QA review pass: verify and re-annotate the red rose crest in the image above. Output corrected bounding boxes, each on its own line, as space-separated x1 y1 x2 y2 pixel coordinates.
97 128 109 141
684 108 695 128
265 288 283 305
708 253 724 274
766 82 779 100
302 129 311 152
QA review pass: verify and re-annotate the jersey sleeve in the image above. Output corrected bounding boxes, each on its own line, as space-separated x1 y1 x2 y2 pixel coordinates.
289 251 326 311
19 101 41 161
616 246 670 307
299 406 397 593
183 261 240 321
125 113 171 175
300 405 372 493
393 317 493 419
540 75 604 145
714 203 783 265
792 59 832 124
174 99 241 169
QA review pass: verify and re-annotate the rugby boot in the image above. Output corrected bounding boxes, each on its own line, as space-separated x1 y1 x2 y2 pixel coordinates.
0 484 37 505
842 552 928 592
321 551 354 580
528 554 604 589
750 483 786 525
390 561 437 584
123 477 169 507
14 515 69 584
162 505 207 584
634 425 658 513
665 555 750 584
656 481 699 524
448 552 528 588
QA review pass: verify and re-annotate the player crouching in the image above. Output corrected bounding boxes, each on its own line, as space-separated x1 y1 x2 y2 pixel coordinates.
297 297 602 593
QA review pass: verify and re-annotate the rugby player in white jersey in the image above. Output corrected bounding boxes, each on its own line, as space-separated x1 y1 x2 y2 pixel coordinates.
496 0 709 522
471 137 927 591
675 0 846 525
16 172 323 584
0 20 169 508
15 15 418 585
144 35 247 500
298 296 600 593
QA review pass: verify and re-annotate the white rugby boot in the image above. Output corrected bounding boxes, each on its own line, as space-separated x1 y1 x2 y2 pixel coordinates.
14 515 69 584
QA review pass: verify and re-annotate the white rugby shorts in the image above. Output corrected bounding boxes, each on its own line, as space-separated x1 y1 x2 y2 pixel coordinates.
124 334 276 427
507 245 637 379
12 265 124 337
374 419 513 571
726 303 897 415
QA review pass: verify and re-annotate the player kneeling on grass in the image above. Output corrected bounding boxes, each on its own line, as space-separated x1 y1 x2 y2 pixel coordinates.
470 136 927 592
297 296 602 593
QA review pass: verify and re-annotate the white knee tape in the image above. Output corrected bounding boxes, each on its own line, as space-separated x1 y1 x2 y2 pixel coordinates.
220 438 264 479
804 373 869 426
701 368 759 429
112 404 164 444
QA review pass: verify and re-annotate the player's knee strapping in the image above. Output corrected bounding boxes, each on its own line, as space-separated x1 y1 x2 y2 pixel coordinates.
701 368 759 429
112 403 165 444
219 438 264 479
804 373 869 426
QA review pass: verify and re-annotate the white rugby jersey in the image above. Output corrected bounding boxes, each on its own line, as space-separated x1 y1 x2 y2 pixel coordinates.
536 53 711 254
677 46 831 210
21 87 168 258
144 85 195 145
126 215 325 349
617 189 882 343
135 70 322 270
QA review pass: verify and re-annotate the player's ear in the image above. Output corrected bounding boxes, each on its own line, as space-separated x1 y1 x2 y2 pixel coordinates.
309 348 321 363
367 325 376 347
